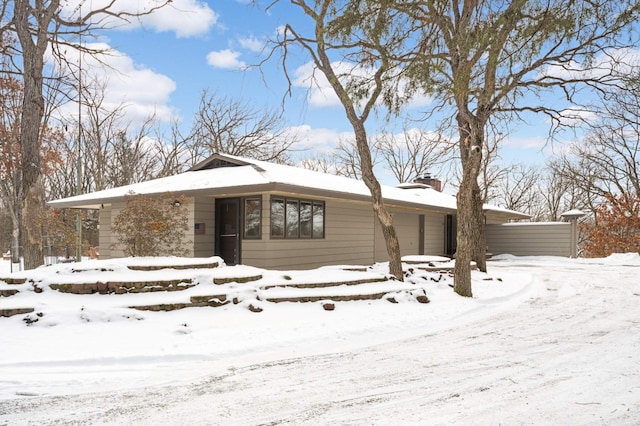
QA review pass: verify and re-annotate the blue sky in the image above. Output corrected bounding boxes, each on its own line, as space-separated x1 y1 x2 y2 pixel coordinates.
56 0 590 183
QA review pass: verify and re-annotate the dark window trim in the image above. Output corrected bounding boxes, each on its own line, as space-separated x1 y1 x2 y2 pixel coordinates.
242 196 262 240
270 196 325 240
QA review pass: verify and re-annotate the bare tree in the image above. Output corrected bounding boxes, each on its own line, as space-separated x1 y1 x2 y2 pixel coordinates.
375 128 450 184
273 0 417 280
45 78 184 196
539 160 591 221
4 0 172 269
187 89 298 165
297 146 362 178
0 72 23 263
559 76 640 202
493 163 543 217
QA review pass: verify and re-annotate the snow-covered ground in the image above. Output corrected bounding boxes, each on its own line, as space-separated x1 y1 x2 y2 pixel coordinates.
1 254 639 425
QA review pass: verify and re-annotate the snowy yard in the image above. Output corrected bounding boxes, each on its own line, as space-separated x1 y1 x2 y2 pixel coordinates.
1 254 639 425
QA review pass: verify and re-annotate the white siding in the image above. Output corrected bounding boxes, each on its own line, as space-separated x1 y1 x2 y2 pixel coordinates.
486 222 572 257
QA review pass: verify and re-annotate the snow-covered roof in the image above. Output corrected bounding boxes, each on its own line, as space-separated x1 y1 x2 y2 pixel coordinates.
48 153 529 220
560 209 587 218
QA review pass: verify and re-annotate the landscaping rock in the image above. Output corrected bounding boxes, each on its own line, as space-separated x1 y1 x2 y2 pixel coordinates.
322 302 335 311
248 303 263 313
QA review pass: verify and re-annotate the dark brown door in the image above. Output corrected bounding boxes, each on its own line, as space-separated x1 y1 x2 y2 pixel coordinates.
215 198 240 265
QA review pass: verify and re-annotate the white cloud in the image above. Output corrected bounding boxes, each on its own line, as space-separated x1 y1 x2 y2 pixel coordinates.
540 48 640 81
137 0 219 38
206 49 247 70
238 35 264 53
293 61 433 110
58 0 218 38
502 135 548 150
285 124 354 151
53 42 176 125
293 61 359 108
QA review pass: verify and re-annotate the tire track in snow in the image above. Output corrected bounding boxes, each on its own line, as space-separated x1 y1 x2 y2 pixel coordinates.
1 261 639 425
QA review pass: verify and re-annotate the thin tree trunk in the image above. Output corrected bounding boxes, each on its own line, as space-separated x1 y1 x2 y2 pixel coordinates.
10 209 20 265
353 123 403 281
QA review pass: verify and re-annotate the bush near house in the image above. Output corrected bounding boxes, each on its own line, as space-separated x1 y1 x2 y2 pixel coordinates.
581 192 640 257
112 193 190 257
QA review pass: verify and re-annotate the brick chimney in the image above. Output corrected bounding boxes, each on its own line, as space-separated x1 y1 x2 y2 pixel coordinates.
414 174 442 192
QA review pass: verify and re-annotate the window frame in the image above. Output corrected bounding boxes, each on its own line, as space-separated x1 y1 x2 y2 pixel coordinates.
270 196 325 240
242 196 262 240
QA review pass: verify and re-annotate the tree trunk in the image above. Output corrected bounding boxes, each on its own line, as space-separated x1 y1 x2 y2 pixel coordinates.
11 211 20 265
454 177 475 297
21 175 45 270
354 124 403 281
15 0 54 269
471 178 488 273
453 113 488 296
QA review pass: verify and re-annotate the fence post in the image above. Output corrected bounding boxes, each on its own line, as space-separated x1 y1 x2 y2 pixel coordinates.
560 210 586 258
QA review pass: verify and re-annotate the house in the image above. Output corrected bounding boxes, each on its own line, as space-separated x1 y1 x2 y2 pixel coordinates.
48 153 529 269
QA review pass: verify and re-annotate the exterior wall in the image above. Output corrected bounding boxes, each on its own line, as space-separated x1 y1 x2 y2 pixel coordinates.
240 194 270 268
99 197 195 259
374 210 446 261
486 222 572 257
182 200 195 257
106 200 126 259
98 208 112 259
193 197 215 258
423 212 446 255
98 191 448 266
243 197 376 270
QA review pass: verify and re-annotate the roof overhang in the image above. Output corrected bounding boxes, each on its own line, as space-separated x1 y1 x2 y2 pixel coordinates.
48 182 459 216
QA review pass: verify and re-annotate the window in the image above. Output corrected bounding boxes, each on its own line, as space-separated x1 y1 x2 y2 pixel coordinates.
300 201 312 238
312 202 324 238
243 197 262 239
271 197 324 239
270 198 284 237
286 199 299 238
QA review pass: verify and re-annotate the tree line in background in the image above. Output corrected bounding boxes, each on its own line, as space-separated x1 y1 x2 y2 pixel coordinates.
2 68 638 259
1 1 639 293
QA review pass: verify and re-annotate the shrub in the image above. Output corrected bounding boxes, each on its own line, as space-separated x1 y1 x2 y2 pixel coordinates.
581 192 640 257
112 192 190 257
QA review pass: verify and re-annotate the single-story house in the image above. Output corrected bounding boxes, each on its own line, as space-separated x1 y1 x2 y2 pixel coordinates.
48 153 529 269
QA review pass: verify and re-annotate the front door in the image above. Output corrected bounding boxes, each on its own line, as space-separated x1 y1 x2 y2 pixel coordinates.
215 198 241 265
445 214 457 257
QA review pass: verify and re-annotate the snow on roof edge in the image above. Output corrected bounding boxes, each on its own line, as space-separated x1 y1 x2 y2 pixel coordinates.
47 153 525 218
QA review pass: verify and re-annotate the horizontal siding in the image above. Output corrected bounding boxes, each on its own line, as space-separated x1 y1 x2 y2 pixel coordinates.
243 199 375 270
98 209 111 259
486 223 572 257
394 212 420 257
107 201 126 259
424 212 445 256
375 209 447 262
193 197 215 258
100 197 194 259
